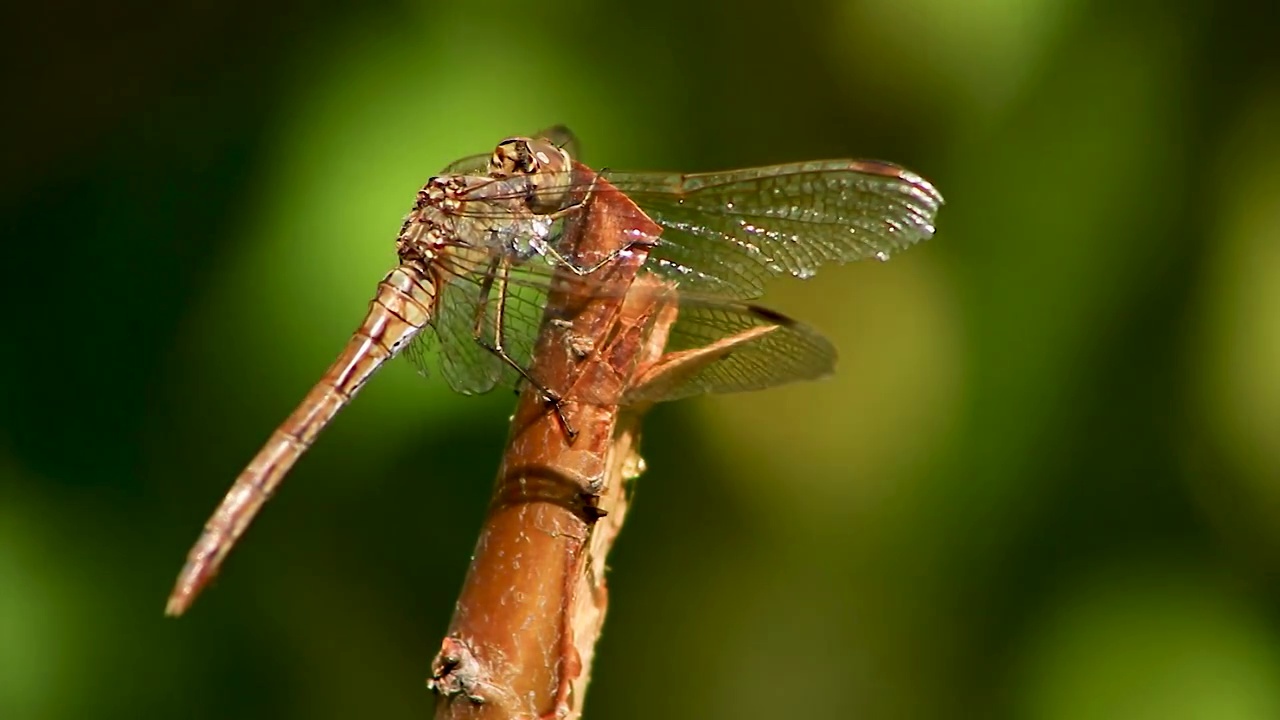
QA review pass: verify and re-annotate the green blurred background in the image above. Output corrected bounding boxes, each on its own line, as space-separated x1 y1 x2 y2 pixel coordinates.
3 0 1279 717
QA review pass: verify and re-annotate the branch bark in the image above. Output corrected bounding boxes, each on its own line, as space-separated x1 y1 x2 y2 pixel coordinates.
429 164 670 720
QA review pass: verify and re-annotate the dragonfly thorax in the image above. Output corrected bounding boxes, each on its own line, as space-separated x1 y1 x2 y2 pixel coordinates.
403 170 561 264
418 176 465 214
497 214 556 262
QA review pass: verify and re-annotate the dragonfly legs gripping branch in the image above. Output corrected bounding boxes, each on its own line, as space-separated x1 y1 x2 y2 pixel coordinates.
469 253 579 439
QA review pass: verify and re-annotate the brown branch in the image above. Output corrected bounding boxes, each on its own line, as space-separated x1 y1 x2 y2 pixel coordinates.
429 165 671 720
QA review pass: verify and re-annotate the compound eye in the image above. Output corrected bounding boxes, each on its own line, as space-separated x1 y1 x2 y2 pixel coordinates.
490 143 516 176
491 138 543 178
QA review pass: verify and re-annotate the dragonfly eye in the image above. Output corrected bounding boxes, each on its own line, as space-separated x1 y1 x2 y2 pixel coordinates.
521 138 574 213
524 138 571 174
491 138 540 177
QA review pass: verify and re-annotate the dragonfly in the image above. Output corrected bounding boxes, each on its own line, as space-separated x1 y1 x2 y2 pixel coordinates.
165 126 944 615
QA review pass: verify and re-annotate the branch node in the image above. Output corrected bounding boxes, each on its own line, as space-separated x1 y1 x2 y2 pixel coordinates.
429 635 493 706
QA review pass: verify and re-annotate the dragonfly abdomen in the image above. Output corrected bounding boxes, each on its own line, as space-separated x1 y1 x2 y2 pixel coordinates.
165 265 437 615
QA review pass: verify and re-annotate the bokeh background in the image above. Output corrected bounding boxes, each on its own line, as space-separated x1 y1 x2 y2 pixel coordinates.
3 0 1279 718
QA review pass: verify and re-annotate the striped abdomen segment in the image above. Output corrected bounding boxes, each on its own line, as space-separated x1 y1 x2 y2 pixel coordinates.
166 265 437 615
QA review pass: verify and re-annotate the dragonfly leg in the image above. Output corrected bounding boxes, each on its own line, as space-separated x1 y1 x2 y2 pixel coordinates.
531 169 660 277
474 256 579 440
543 168 605 223
537 236 654 277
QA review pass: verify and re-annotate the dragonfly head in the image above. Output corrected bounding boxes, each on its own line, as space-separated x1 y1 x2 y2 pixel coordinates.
490 137 573 214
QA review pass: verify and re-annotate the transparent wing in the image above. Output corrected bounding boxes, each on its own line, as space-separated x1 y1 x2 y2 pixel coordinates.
441 153 490 175
446 159 942 299
402 319 439 379
405 251 506 395
414 151 918 400
404 250 554 396
426 272 502 395
478 266 552 381
620 160 942 298
626 301 836 403
432 248 835 403
530 125 580 160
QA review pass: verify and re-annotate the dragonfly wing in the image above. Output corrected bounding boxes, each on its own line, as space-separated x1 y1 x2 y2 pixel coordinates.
417 261 506 395
402 320 440 379
596 161 943 299
481 271 552 380
530 125 580 160
410 251 554 396
441 153 491 175
447 160 942 299
625 299 837 403
430 248 836 403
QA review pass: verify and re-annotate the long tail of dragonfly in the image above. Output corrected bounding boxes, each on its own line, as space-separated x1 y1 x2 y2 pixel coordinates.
165 265 437 616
